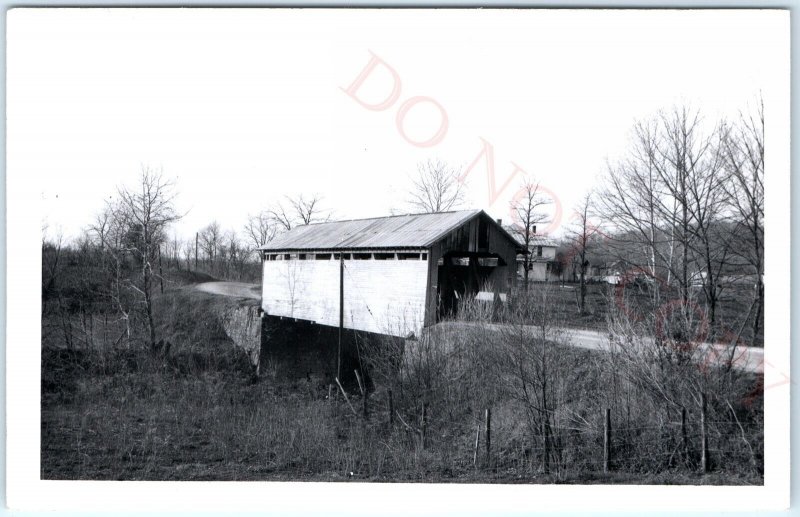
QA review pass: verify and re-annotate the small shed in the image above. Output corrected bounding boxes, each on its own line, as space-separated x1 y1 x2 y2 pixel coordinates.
258 209 523 338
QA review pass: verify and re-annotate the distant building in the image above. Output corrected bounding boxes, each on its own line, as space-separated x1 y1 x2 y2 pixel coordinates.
258 209 522 339
589 259 625 284
516 234 558 282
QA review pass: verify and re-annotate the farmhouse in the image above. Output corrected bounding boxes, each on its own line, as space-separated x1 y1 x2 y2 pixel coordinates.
517 234 558 282
257 209 523 339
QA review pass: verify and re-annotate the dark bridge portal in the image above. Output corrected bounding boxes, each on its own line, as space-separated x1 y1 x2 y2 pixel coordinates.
436 252 508 321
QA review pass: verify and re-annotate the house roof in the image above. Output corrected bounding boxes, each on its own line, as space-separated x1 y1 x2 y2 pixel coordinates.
258 209 521 252
528 235 558 247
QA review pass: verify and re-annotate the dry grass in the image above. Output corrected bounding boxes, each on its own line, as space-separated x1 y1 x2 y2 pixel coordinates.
41 284 763 483
41 342 762 483
531 282 763 346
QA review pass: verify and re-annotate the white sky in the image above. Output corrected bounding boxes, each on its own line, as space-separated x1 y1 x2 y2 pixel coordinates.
7 8 787 242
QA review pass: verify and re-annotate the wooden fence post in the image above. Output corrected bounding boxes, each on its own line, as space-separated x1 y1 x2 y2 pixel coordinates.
306 379 315 400
543 418 550 474
354 369 365 396
485 408 492 468
388 390 394 426
335 377 358 416
701 392 709 473
158 247 164 294
473 425 481 469
604 408 611 473
681 406 688 462
421 403 427 450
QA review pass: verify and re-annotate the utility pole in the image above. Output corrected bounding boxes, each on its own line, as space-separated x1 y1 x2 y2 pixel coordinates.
195 232 199 270
338 253 344 381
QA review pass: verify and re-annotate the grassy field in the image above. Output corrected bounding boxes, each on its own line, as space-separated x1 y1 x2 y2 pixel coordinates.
40 346 763 483
40 363 761 484
530 281 763 347
40 249 764 483
41 286 763 483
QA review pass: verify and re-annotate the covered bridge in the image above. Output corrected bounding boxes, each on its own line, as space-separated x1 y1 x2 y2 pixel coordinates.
257 209 523 339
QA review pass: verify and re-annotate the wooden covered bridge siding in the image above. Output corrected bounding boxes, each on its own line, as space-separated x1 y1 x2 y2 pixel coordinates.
257 210 522 382
424 212 519 326
261 252 429 337
259 210 521 339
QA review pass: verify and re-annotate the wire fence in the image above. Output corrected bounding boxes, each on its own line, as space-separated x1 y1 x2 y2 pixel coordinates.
327 385 763 477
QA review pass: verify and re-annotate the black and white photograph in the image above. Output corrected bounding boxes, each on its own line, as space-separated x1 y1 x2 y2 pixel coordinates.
5 7 791 513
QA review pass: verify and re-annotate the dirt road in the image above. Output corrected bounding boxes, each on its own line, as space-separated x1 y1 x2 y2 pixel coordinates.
436 322 764 374
195 282 763 373
195 281 260 300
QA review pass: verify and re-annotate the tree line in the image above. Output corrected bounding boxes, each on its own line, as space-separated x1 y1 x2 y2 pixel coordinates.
402 98 764 348
41 167 331 353
504 101 765 347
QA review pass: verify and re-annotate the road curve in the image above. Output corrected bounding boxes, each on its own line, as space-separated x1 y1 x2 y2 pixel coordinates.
194 282 763 374
195 281 260 300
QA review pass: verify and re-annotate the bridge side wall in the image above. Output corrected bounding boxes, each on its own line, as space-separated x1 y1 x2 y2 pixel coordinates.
261 256 429 337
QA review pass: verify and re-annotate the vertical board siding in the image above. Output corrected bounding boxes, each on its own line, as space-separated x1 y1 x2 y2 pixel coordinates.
262 258 429 337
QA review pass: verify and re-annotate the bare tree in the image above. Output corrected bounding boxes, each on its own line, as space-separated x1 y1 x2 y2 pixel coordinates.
244 211 278 254
720 98 765 342
87 210 111 264
292 194 327 225
182 239 194 271
597 127 674 309
166 233 181 270
643 107 720 321
199 221 222 266
497 283 570 474
567 193 598 314
599 106 725 329
113 166 180 351
269 194 329 231
41 226 64 313
408 159 466 213
222 229 248 279
87 201 137 341
681 129 730 340
509 179 550 288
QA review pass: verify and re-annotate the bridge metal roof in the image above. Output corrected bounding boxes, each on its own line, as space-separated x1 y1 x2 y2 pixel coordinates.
258 209 518 252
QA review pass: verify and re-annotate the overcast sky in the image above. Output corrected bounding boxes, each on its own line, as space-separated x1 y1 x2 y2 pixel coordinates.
8 8 787 242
